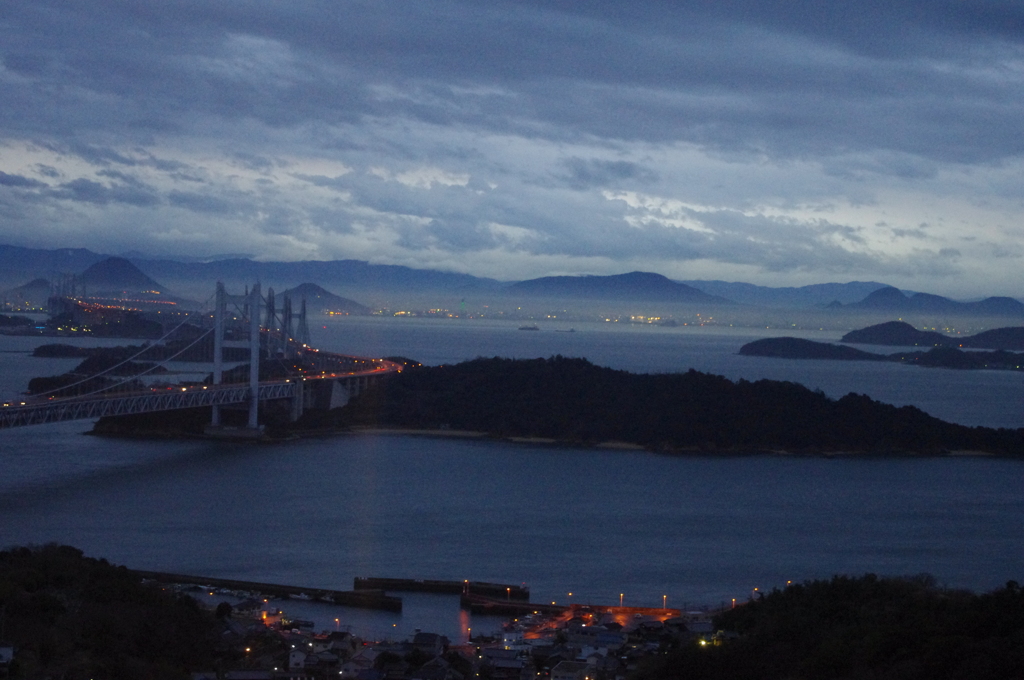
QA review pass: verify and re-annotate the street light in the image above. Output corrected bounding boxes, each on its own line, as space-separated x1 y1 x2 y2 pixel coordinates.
662 595 667 609
619 593 624 607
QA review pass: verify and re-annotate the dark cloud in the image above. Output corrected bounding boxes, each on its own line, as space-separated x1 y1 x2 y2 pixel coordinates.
168 190 233 214
0 171 46 188
557 158 659 191
4 0 1023 162
54 178 160 207
0 1 1022 294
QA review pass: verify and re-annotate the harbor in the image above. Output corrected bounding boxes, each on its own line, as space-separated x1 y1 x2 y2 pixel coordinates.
354 576 530 600
132 570 404 611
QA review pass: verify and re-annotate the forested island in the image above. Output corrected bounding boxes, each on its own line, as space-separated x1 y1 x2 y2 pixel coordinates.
27 339 250 398
841 320 1024 349
739 337 1024 371
739 321 1024 370
68 350 1021 454
323 356 1023 455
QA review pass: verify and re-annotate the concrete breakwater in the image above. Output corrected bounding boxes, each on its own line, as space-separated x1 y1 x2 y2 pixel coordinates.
135 570 403 611
458 593 566 616
460 596 684 620
354 576 530 600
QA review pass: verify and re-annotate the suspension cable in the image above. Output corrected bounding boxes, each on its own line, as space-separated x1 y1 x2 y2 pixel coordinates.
59 326 217 400
30 291 217 399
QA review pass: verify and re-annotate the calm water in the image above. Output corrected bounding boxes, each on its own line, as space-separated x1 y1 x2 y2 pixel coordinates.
1 318 1023 639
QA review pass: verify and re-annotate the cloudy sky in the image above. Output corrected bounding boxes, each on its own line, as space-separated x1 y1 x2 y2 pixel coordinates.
2 1 1023 297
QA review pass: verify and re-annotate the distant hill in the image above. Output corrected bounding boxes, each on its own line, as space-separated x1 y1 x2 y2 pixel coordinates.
845 287 1024 316
842 320 1024 350
841 321 951 347
740 336 1024 372
849 286 917 309
0 244 106 287
2 277 52 309
81 257 167 294
506 271 732 303
278 283 370 315
962 326 1024 351
679 280 890 306
968 297 1024 316
71 257 199 310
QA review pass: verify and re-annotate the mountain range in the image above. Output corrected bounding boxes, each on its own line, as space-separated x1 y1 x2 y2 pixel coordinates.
841 286 1024 316
1 244 1022 315
676 279 891 306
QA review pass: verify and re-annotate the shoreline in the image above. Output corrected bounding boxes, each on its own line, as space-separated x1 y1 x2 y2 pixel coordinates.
345 426 998 457
86 422 1003 458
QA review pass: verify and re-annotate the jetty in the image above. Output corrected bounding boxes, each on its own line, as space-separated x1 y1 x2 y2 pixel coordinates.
459 593 566 616
354 576 529 600
135 570 403 611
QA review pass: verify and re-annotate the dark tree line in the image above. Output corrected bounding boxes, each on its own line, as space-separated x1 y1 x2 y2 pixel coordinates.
633 574 1024 680
0 544 218 679
334 356 1024 455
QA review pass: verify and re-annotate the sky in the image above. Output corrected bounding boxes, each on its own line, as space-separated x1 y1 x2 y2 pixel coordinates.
1 1 1024 297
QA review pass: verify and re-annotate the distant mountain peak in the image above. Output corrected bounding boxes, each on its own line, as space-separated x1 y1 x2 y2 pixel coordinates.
856 286 909 307
80 257 166 293
507 271 732 303
279 282 370 315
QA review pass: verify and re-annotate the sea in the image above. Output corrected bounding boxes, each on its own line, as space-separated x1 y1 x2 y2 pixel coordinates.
1 316 1023 641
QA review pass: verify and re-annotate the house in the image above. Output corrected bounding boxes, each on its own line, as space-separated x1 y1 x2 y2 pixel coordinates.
290 649 309 670
341 648 381 677
412 632 450 656
354 670 386 680
378 656 411 680
410 657 464 680
489 656 532 680
550 660 591 680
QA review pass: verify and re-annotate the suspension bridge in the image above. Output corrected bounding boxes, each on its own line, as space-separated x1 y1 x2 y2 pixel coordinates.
0 282 402 436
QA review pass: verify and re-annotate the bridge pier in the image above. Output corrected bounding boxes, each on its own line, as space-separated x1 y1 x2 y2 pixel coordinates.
247 282 261 430
206 282 264 438
290 379 305 422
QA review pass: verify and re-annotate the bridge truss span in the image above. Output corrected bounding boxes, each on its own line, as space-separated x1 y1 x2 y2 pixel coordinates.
0 382 298 429
0 281 403 432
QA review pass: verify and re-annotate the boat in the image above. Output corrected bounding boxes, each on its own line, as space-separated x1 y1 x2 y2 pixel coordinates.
518 325 540 331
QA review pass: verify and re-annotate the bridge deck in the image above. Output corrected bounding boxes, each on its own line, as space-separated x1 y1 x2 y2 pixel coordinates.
0 364 398 429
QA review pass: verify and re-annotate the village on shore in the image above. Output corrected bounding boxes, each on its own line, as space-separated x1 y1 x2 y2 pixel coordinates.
170 581 718 680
